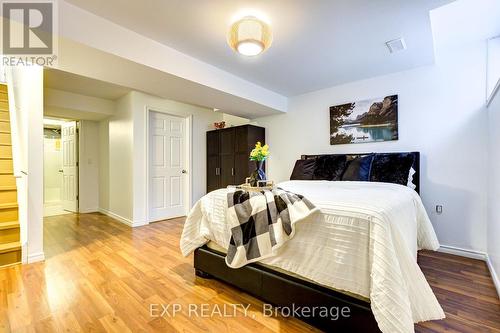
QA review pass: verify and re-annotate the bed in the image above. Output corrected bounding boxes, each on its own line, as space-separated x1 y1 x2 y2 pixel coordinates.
180 152 444 333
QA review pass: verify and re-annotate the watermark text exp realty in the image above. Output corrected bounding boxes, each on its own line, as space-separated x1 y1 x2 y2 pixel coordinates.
150 303 351 321
150 303 251 318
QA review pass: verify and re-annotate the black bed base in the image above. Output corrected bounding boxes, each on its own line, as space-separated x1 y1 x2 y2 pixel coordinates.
194 246 381 332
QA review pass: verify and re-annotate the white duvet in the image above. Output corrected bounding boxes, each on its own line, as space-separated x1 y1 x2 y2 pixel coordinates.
180 180 445 333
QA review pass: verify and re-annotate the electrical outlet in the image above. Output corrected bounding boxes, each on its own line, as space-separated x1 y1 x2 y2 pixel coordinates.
436 205 443 214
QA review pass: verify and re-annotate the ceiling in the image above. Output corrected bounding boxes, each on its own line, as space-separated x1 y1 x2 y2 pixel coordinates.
64 0 452 96
430 0 500 48
44 68 131 100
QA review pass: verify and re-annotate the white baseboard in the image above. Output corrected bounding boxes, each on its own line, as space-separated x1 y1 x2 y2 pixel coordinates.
438 245 499 298
486 254 500 299
98 208 147 228
79 207 99 214
27 252 45 263
437 245 487 260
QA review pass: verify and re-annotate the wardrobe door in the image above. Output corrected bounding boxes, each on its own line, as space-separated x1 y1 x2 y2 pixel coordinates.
220 128 235 187
206 131 220 193
247 125 266 173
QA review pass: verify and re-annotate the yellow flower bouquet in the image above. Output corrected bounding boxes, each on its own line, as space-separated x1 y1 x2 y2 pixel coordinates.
248 142 268 187
249 142 270 162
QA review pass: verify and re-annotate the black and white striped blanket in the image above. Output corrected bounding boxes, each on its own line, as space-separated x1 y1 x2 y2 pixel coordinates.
225 187 318 268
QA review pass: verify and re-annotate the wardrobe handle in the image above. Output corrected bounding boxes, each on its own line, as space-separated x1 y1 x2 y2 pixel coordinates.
231 168 234 176
215 168 220 176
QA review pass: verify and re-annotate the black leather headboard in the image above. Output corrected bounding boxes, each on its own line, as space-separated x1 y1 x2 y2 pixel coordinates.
300 152 420 194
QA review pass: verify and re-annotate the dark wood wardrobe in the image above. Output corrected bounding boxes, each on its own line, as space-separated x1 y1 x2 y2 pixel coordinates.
206 124 265 192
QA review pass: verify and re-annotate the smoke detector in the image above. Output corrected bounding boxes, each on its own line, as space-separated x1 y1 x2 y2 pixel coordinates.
386 38 407 53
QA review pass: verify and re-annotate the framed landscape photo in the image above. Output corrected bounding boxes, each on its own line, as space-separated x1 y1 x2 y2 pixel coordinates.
329 95 398 145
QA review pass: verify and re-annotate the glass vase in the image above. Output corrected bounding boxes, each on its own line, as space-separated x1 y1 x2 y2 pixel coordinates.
249 161 266 187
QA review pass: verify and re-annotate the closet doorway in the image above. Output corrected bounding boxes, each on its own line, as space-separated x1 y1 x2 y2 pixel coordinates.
43 118 79 217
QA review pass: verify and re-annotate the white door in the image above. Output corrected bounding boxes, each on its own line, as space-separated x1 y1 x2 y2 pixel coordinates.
61 121 78 212
149 112 186 221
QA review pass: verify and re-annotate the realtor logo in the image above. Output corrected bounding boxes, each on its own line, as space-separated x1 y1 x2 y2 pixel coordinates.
2 1 53 54
1 0 57 66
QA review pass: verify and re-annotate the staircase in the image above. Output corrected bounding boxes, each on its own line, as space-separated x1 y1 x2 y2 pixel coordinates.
0 83 21 267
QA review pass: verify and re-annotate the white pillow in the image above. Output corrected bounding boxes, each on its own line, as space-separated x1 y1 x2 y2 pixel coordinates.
407 167 416 190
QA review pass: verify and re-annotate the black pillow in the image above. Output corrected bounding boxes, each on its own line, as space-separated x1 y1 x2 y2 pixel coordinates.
341 154 374 181
313 155 347 181
290 159 317 180
370 153 415 186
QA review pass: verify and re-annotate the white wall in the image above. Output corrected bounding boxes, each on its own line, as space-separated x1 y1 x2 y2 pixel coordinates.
97 91 222 225
487 87 500 294
44 88 115 120
487 37 500 100
254 41 489 253
98 120 109 215
43 134 62 203
6 66 44 263
131 91 223 225
98 93 134 222
222 113 250 127
79 120 100 213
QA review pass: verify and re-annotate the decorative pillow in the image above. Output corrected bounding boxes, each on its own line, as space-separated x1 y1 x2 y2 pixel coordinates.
313 155 347 181
290 159 317 180
341 154 374 181
407 167 417 190
370 153 415 186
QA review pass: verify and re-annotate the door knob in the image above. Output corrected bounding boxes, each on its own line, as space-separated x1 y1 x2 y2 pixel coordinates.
182 169 187 174
58 169 63 173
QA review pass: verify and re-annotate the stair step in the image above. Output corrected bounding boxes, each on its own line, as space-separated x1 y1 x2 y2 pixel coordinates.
0 221 20 243
0 251 20 267
0 160 13 174
0 203 18 209
0 85 7 93
0 189 17 203
0 146 12 159
0 158 12 166
0 175 15 187
0 120 9 133
0 186 16 191
0 221 19 230
0 207 18 222
0 132 11 145
0 241 20 254
0 112 8 121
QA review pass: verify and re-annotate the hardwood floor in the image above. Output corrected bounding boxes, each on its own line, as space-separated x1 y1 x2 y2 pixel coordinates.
0 213 499 332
